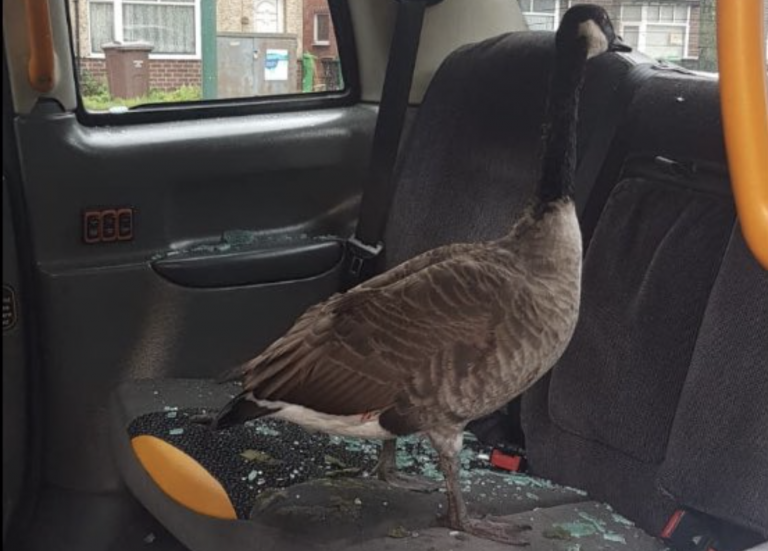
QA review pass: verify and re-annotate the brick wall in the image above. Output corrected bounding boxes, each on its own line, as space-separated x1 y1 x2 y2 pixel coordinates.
688 5 701 58
78 58 202 92
149 60 202 91
302 0 338 59
286 0 304 54
300 0 340 91
79 58 108 85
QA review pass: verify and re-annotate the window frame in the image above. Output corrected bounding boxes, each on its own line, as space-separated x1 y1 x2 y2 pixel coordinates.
519 0 569 32
87 0 203 60
71 0 360 126
619 2 694 61
313 12 331 46
254 0 285 34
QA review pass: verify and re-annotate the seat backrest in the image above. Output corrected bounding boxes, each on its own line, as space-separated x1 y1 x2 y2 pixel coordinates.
383 32 630 267
384 30 768 539
522 71 768 537
657 227 768 536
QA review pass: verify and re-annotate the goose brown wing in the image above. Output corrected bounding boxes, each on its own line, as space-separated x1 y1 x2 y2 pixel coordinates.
240 249 513 418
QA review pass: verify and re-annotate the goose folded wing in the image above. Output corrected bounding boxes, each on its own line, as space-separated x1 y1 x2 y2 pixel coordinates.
358 242 479 291
239 253 514 418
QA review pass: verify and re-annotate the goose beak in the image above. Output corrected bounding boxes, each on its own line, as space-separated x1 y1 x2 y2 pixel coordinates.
609 36 632 53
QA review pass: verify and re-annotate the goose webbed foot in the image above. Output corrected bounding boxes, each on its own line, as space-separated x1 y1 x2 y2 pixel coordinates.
430 428 531 546
459 517 532 546
375 439 441 493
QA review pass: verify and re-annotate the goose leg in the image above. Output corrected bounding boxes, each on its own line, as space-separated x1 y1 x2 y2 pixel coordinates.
430 429 531 546
374 439 440 493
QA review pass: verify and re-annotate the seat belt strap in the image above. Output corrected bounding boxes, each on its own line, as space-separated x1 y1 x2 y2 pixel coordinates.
345 0 434 288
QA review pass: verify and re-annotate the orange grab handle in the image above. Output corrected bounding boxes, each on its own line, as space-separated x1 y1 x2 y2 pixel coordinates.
25 0 56 93
718 0 768 270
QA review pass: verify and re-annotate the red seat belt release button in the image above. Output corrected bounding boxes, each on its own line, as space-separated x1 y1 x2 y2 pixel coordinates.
490 449 523 472
661 509 721 551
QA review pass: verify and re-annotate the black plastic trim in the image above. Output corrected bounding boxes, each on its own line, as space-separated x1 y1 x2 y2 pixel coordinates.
68 0 361 127
2 46 45 546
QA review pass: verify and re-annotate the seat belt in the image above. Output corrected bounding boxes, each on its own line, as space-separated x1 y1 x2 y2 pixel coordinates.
575 62 657 221
344 0 437 288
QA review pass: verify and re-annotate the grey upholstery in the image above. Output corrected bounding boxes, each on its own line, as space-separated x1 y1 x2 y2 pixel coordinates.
549 173 735 465
112 380 664 551
384 32 632 266
659 228 768 535
111 31 768 550
522 72 768 539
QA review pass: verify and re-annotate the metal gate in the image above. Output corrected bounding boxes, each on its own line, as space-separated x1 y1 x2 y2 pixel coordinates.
216 33 298 99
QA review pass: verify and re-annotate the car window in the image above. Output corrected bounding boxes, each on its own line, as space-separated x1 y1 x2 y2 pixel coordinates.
68 0 346 113
516 0 768 74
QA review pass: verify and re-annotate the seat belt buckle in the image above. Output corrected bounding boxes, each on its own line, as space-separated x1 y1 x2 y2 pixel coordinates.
662 509 721 551
346 237 383 279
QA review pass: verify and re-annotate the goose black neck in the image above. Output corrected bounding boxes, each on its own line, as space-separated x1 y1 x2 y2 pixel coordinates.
536 44 588 206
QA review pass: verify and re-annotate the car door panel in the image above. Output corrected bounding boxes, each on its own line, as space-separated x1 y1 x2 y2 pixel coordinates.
40 259 343 491
2 179 28 540
12 105 376 494
16 108 373 266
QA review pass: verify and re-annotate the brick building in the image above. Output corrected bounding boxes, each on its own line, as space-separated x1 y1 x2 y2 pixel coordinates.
301 0 341 91
71 0 306 93
519 0 706 64
72 1 760 98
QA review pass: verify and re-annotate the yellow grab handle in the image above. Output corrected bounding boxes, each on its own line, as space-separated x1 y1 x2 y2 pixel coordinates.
25 0 56 93
132 436 238 520
718 0 768 270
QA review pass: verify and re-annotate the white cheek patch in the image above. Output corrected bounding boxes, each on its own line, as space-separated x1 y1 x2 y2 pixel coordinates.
578 20 609 59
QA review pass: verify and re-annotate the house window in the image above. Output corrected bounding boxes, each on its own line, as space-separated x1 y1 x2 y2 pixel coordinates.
254 0 284 33
620 2 693 61
314 12 331 46
89 0 200 57
89 1 116 54
518 0 567 31
72 0 346 112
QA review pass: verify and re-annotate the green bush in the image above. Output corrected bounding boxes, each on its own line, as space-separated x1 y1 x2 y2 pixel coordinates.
80 71 108 97
82 86 203 112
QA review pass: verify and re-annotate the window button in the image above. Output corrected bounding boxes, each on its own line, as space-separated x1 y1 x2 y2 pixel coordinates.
84 211 102 244
117 209 134 241
102 210 118 242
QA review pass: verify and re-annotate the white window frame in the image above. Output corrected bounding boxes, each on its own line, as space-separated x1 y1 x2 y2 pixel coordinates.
520 0 570 31
620 3 694 60
313 12 331 46
87 0 202 60
254 0 285 34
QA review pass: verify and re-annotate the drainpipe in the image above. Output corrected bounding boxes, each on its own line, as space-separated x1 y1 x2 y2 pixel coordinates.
74 0 81 72
201 0 217 99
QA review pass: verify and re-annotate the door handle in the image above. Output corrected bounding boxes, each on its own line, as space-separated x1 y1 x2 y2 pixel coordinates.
152 239 343 288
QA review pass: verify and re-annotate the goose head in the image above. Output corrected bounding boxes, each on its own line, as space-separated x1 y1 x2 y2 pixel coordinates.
558 5 631 59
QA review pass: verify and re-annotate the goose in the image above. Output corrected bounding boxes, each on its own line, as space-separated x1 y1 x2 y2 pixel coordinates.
211 5 628 544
